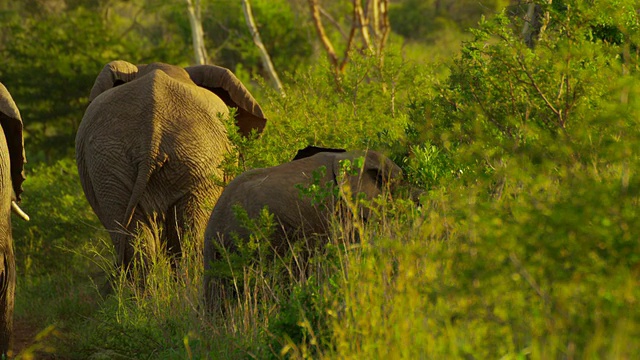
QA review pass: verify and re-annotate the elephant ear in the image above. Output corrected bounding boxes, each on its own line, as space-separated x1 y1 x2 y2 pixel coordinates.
185 65 267 137
0 83 26 202
292 146 346 161
88 60 140 102
332 150 402 193
360 151 403 189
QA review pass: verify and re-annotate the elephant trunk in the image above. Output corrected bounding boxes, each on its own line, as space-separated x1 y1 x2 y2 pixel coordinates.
11 201 29 221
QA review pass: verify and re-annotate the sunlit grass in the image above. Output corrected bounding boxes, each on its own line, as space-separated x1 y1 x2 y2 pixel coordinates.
12 158 640 359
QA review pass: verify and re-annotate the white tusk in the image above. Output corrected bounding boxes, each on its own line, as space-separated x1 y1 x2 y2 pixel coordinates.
11 201 30 221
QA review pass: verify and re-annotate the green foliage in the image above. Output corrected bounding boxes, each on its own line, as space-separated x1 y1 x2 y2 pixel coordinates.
202 0 313 77
254 47 420 169
0 4 190 162
213 205 277 279
434 1 640 157
12 158 104 351
60 229 209 359
294 165 338 208
269 280 333 359
13 158 99 278
324 2 640 358
401 142 452 188
389 0 510 41
6 1 640 358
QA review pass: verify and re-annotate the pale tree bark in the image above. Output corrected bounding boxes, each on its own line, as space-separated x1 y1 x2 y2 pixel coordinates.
308 0 341 72
355 1 372 52
358 0 390 58
242 0 285 96
521 2 538 48
521 1 553 49
185 0 208 65
376 0 390 57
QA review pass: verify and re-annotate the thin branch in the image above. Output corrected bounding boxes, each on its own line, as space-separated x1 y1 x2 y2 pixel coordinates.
319 6 349 41
515 54 561 119
308 0 339 71
354 0 373 52
338 2 359 73
241 0 285 96
369 0 379 40
377 0 390 62
117 7 145 39
509 252 551 306
185 0 208 64
521 2 537 48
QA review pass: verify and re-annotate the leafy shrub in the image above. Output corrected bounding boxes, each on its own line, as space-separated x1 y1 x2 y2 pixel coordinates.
13 158 100 278
269 280 334 359
325 2 640 358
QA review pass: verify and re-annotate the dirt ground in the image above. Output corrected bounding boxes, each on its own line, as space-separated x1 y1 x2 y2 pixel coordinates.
10 318 59 359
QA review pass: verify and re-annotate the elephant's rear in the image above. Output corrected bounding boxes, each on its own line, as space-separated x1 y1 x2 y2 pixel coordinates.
75 92 141 236
76 68 234 268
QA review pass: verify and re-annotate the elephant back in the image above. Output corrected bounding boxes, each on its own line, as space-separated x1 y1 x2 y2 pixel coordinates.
83 67 229 128
138 63 194 85
0 82 26 202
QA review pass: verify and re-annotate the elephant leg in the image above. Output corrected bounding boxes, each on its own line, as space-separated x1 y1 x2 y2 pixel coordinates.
90 181 143 269
0 247 15 355
165 189 217 262
164 206 183 264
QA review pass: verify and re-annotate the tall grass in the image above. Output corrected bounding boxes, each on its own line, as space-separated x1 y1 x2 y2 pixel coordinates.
327 166 640 359
57 158 640 359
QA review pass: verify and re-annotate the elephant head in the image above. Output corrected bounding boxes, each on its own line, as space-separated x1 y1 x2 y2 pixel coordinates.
0 82 27 355
76 60 267 271
327 148 403 210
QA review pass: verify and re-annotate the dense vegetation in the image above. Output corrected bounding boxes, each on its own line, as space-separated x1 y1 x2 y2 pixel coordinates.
1 0 639 358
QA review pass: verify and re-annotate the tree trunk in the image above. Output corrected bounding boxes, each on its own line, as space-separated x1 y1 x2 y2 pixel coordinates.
521 2 537 48
185 0 208 65
308 0 340 71
241 0 285 96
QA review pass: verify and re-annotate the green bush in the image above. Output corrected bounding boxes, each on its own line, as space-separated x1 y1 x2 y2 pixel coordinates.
14 158 100 279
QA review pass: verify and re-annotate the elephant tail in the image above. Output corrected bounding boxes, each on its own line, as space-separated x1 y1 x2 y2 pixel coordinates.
122 154 168 229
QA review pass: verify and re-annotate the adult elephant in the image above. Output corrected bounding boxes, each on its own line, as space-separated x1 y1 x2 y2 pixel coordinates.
0 82 29 355
203 146 402 303
75 61 266 270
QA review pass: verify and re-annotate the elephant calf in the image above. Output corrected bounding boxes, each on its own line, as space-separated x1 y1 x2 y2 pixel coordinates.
203 146 403 302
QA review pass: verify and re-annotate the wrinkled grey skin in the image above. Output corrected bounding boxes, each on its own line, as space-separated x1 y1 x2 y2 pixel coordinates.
75 61 266 270
203 147 402 304
0 82 27 355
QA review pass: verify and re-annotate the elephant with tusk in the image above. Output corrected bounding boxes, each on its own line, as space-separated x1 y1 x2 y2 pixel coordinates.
75 61 267 271
203 146 403 304
0 82 28 355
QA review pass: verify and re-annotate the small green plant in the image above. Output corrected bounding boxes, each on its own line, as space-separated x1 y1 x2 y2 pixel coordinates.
294 165 339 209
269 280 334 359
206 205 277 285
